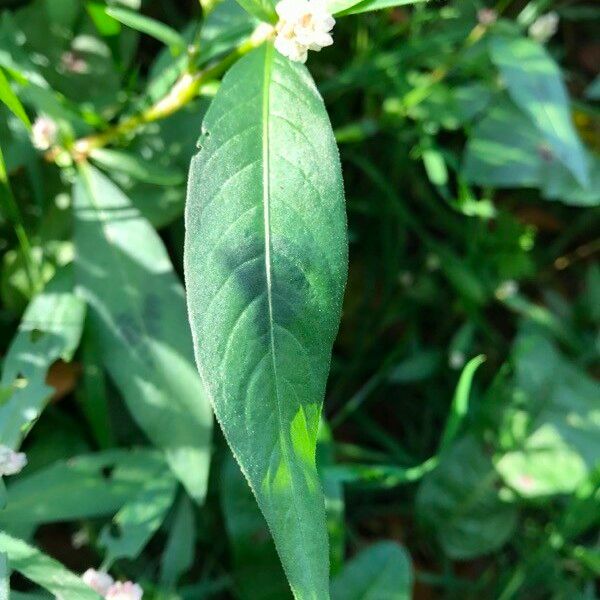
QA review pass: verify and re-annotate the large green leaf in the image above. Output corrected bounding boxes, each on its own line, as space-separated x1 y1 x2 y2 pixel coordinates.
488 35 589 187
416 436 518 559
330 542 412 600
185 44 348 599
73 164 212 503
0 532 101 600
0 269 86 449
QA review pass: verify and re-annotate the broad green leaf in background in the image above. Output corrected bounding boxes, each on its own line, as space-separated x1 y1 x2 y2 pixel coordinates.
73 164 212 503
495 328 600 498
105 6 185 53
90 148 185 186
0 67 30 129
329 0 428 17
0 532 101 600
114 101 208 228
160 495 196 588
0 450 165 535
185 44 348 599
541 154 600 207
76 329 114 449
99 469 177 565
462 99 544 188
462 98 600 206
330 542 412 600
417 436 518 559
488 35 589 187
0 269 86 449
235 0 276 23
4 0 126 116
221 456 291 600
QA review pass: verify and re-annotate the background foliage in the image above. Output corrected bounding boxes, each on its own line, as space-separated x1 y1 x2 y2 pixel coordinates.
0 0 598 598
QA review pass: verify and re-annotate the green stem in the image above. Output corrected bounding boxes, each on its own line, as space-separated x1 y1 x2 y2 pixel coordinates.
54 30 272 162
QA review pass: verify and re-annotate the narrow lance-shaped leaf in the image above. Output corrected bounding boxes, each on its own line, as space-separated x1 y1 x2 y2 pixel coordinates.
185 44 348 599
0 532 101 600
0 450 166 533
105 6 186 53
0 66 30 129
99 469 177 566
160 495 196 588
73 165 213 503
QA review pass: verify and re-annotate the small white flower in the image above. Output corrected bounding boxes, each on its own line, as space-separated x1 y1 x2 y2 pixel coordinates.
449 350 465 370
0 445 27 476
61 50 89 74
31 116 58 151
528 12 559 43
106 581 144 600
274 0 335 63
425 253 441 271
495 280 519 300
399 271 414 287
82 569 114 596
477 8 497 26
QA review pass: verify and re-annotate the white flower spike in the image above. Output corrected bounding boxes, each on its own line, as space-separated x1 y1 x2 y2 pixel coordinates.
82 569 115 596
274 0 335 63
528 12 559 44
0 445 27 476
31 116 58 151
105 581 144 600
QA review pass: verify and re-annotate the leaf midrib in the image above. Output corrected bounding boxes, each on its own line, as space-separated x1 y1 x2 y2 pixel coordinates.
260 45 320 598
